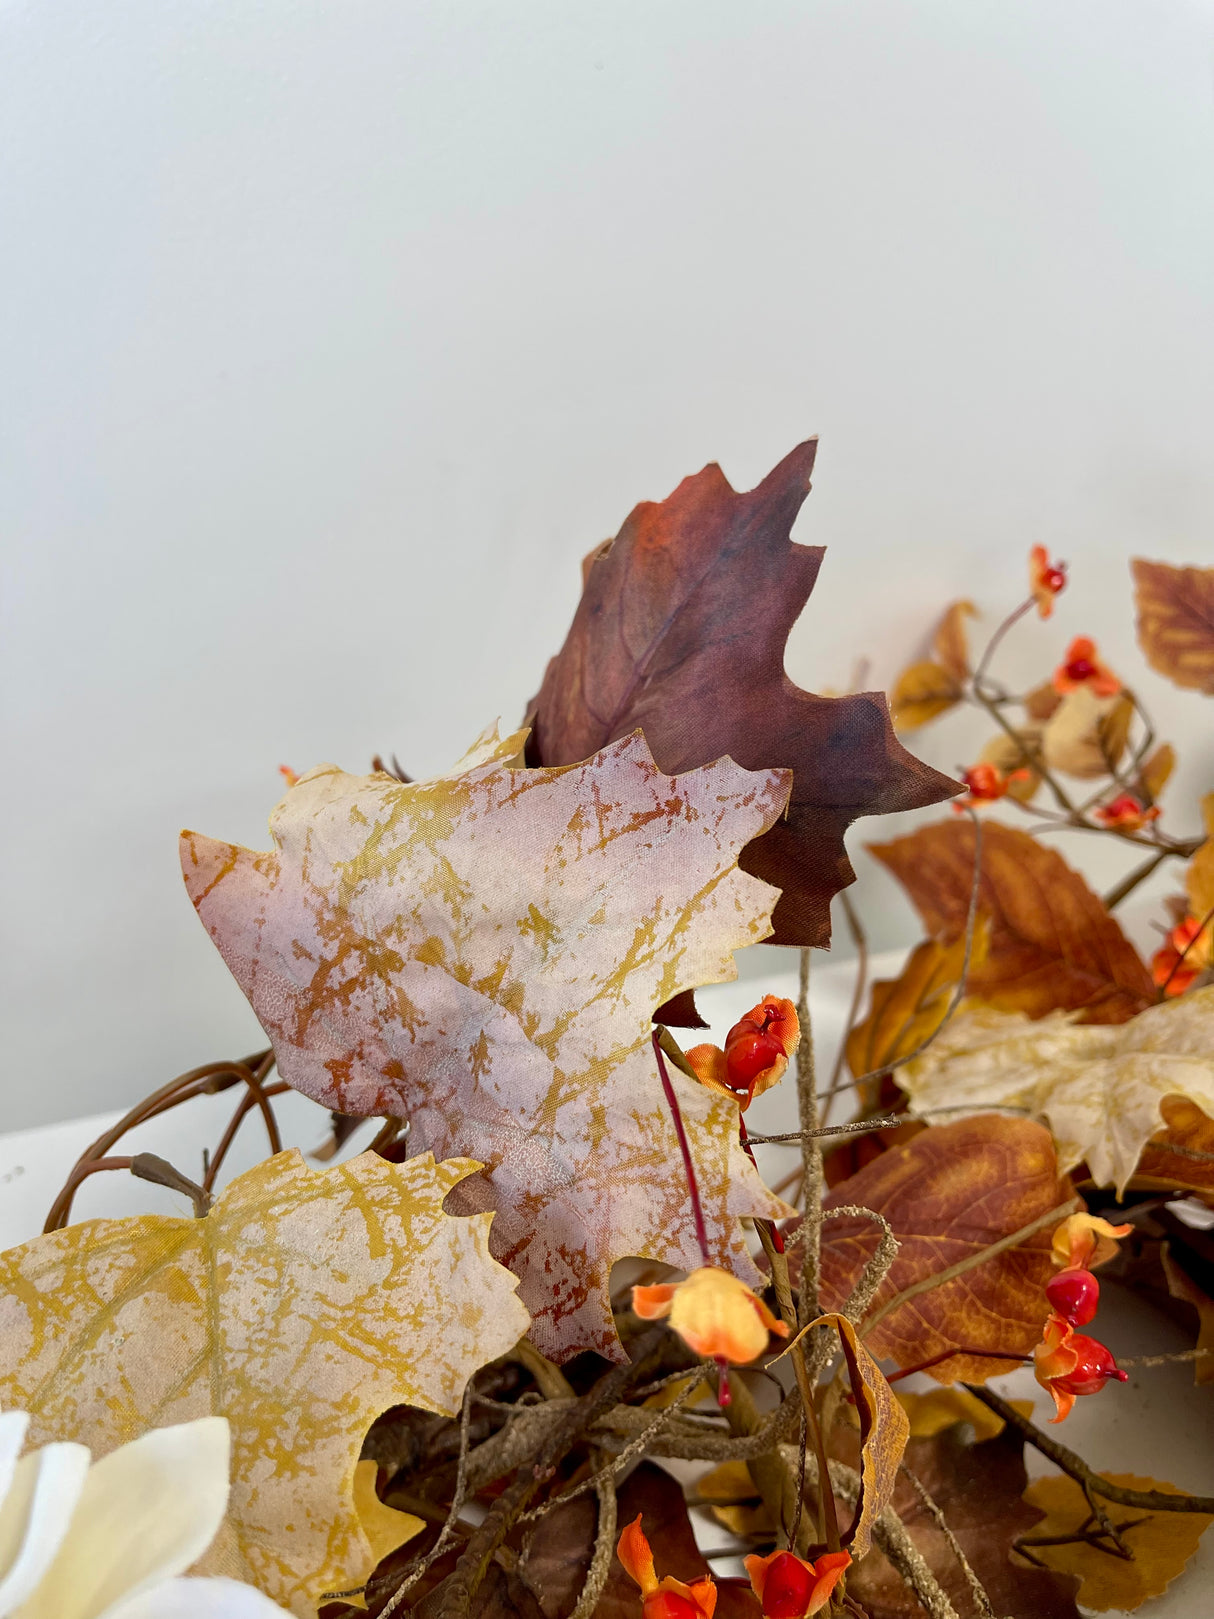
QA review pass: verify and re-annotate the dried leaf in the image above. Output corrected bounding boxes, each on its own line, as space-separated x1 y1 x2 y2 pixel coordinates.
837 1423 1081 1619
1160 1245 1214 1387
1024 681 1064 723
525 442 958 947
817 1116 1071 1381
1187 798 1214 918
1136 742 1176 804
1136 1095 1214 1194
870 819 1155 1024
846 928 989 1079
1019 1472 1213 1611
933 600 976 683
1040 689 1133 779
182 725 792 1362
827 1312 910 1558
890 661 964 731
977 731 1041 801
1132 558 1214 695
0 1150 528 1615
899 989 1214 1193
882 1387 1032 1443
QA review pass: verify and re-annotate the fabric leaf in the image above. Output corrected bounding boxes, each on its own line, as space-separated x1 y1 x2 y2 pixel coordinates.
1131 558 1214 695
817 1116 1071 1381
869 819 1155 1024
525 441 958 947
0 1150 527 1616
182 724 792 1362
898 989 1214 1193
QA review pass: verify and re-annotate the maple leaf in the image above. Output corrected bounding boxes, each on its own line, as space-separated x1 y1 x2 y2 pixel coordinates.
1131 559 1214 695
869 819 1155 1024
182 724 792 1362
898 989 1214 1193
0 1149 528 1616
525 441 958 948
1019 1472 1213 1611
815 1116 1071 1381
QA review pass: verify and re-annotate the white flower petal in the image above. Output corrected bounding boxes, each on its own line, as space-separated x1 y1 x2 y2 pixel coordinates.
0 1442 91 1615
22 1418 230 1619
102 1576 290 1619
0 1414 30 1515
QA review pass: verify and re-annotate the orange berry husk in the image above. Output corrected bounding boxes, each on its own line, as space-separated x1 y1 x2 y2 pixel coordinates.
631 1267 789 1364
1029 544 1067 618
1050 1213 1132 1272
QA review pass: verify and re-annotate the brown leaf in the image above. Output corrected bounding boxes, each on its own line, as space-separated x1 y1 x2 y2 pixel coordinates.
846 929 988 1079
1160 1244 1214 1387
933 600 977 683
526 441 959 947
183 725 792 1362
828 1312 910 1558
1136 742 1176 804
1019 1472 1213 1611
869 818 1155 1023
890 661 964 731
1132 559 1214 695
836 1424 1081 1619
1187 795 1214 918
1024 681 1064 723
817 1116 1071 1381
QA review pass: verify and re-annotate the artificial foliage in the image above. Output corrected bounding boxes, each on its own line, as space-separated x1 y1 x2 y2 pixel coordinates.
6 443 1214 1618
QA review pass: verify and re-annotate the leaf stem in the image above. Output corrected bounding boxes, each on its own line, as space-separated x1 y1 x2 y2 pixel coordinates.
652 1030 711 1268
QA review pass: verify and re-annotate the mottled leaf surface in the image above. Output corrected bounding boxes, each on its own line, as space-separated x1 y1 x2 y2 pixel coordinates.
1132 559 1214 695
183 726 792 1361
0 1150 527 1615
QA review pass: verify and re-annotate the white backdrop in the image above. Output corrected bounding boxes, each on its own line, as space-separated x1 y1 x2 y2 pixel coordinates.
3 0 1214 1128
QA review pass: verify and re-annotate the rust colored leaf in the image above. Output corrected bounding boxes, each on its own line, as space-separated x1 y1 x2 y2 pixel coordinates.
837 1424 1081 1619
1019 1472 1213 1611
1024 680 1064 723
846 929 988 1080
526 441 958 947
818 1116 1071 1381
890 662 962 732
933 599 976 683
1186 794 1214 918
869 818 1155 1023
1160 1244 1214 1387
1132 558 1214 695
183 725 791 1363
827 1311 910 1559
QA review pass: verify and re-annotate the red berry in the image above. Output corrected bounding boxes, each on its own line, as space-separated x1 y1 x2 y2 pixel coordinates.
1057 1334 1128 1397
1046 1267 1100 1326
724 1029 785 1089
1044 566 1067 591
645 1594 706 1619
760 1552 815 1618
1066 656 1095 681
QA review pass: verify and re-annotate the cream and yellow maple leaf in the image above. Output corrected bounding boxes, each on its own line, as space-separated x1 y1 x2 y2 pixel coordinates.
899 988 1214 1192
181 724 793 1360
0 1149 529 1616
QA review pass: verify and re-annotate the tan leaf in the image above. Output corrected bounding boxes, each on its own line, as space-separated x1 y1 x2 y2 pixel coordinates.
1041 689 1133 779
1188 802 1214 919
0 1150 527 1615
870 819 1155 1023
1132 558 1214 695
1019 1472 1213 1611
817 1116 1071 1382
933 600 977 682
1134 1096 1214 1195
182 724 792 1362
890 661 963 731
846 928 988 1079
899 989 1214 1193
349 1461 425 1610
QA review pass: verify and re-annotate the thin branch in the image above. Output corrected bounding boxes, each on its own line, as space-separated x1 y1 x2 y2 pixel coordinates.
568 1467 617 1619
964 1385 1214 1515
862 1197 1079 1334
1103 847 1171 910
795 948 824 1328
1160 900 1214 996
745 1116 906 1146
901 1464 996 1619
129 1152 212 1218
825 890 869 1104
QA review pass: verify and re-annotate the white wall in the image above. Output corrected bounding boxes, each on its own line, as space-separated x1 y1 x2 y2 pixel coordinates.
3 0 1214 1129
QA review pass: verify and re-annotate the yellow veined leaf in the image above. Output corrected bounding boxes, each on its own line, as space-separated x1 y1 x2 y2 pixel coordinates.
1019 1472 1213 1610
1132 558 1214 695
899 989 1214 1193
348 1460 425 1610
0 1150 529 1615
181 723 792 1362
